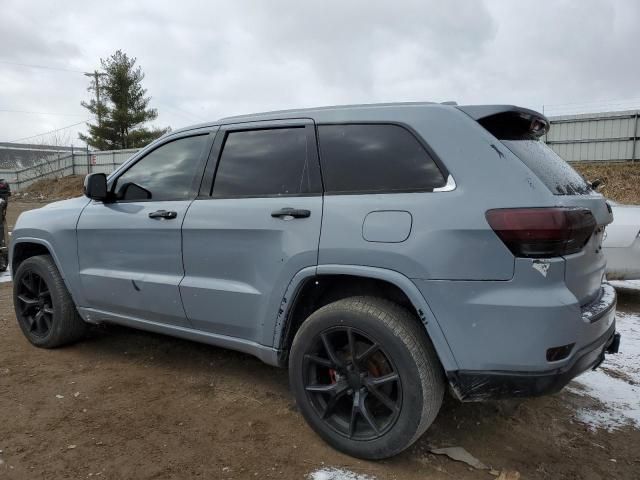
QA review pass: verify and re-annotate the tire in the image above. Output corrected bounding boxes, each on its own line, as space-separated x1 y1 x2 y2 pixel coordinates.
13 255 87 348
289 296 444 459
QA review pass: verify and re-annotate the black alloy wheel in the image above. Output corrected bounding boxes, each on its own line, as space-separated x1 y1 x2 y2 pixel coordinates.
16 270 54 338
290 296 445 459
303 326 402 441
13 255 87 348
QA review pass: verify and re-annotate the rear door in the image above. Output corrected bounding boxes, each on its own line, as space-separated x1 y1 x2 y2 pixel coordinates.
180 119 323 344
77 131 213 327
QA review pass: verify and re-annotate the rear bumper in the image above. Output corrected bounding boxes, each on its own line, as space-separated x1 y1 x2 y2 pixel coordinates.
414 258 617 373
446 283 618 401
448 321 619 401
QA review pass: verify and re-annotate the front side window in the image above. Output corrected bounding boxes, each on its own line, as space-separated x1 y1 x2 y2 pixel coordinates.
114 135 208 201
212 128 320 197
318 124 446 193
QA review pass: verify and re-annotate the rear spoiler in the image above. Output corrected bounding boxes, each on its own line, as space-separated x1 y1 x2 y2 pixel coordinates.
457 105 550 139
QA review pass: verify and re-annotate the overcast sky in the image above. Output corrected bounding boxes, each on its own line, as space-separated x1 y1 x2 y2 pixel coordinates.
1 0 639 146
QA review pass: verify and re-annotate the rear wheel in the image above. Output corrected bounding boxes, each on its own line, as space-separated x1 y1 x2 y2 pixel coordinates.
13 255 86 348
289 296 444 459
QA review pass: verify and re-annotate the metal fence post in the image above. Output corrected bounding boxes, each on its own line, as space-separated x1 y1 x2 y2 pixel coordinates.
632 112 639 162
71 145 75 175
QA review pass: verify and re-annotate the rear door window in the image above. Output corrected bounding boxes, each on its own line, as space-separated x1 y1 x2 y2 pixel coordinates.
212 128 321 197
317 124 446 194
502 140 592 195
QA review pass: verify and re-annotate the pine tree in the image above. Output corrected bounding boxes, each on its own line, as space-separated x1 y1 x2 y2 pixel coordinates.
79 50 169 150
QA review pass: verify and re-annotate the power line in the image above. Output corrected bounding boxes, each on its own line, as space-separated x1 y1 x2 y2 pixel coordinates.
0 109 86 117
0 60 85 74
156 101 206 122
2 60 200 135
8 119 91 143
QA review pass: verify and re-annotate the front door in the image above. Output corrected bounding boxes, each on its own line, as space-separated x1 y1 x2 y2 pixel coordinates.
77 132 213 327
180 120 323 344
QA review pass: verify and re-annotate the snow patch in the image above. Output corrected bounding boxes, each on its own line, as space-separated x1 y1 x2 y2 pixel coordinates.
0 267 10 284
569 312 640 430
609 280 640 291
307 468 376 480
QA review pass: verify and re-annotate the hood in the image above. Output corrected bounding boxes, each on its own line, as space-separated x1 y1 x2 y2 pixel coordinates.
40 196 91 210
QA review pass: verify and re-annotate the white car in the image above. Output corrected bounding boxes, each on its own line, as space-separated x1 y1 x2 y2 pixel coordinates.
604 202 640 280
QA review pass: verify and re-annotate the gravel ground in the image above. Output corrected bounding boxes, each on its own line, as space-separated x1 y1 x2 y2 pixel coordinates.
1 200 639 480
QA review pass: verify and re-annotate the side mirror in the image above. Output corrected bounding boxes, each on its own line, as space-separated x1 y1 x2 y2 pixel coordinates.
84 173 108 201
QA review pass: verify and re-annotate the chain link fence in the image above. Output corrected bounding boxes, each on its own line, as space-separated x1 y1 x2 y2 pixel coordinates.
0 148 139 191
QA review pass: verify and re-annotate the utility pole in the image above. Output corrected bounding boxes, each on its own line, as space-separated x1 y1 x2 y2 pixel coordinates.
84 70 107 128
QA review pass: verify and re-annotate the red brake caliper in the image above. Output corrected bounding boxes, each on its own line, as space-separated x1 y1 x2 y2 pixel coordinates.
328 369 338 384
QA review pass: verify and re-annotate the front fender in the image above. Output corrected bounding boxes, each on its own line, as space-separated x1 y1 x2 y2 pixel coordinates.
10 196 89 305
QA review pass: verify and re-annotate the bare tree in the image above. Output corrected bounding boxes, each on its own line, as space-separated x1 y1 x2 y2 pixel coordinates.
26 132 74 184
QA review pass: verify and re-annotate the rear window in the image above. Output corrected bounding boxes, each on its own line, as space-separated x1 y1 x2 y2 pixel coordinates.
317 124 446 194
502 140 592 195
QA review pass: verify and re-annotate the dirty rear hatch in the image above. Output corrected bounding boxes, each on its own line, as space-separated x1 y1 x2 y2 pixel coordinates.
460 105 613 306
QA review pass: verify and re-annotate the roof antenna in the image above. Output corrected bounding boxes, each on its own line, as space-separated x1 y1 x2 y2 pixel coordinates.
441 101 458 106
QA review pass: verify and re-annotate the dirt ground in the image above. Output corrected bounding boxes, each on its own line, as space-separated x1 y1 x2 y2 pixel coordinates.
1 201 640 480
10 175 85 202
572 162 640 205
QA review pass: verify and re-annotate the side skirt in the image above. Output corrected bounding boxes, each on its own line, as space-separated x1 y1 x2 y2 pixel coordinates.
77 307 281 366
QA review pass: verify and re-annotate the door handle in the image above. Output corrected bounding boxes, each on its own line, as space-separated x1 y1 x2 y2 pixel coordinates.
271 208 311 219
148 210 178 219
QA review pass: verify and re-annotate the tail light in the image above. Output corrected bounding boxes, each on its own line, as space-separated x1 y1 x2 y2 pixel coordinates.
486 207 596 258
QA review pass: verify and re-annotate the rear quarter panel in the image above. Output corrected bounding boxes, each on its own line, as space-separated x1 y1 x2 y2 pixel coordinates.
317 105 557 281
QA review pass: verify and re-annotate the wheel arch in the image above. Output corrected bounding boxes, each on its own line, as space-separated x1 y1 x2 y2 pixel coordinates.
273 264 458 371
11 238 64 278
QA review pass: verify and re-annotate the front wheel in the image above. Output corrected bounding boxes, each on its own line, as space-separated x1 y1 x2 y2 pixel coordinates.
289 296 444 459
13 255 87 348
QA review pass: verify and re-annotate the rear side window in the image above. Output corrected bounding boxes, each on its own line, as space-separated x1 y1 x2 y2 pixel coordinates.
318 124 446 194
212 128 320 197
502 140 592 195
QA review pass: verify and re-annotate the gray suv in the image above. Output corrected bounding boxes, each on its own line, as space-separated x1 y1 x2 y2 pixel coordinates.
10 103 620 459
